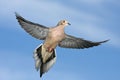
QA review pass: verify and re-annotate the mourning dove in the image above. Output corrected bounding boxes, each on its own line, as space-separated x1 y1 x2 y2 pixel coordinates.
15 13 109 77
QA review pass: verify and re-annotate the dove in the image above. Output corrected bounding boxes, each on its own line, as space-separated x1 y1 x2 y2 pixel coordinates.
15 13 108 77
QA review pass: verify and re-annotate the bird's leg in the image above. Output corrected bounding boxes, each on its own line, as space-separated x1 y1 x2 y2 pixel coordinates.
46 47 54 53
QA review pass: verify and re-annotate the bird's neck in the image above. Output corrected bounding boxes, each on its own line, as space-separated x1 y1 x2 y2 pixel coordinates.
56 25 66 29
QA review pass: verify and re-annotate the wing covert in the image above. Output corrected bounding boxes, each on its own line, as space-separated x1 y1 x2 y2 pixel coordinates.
15 13 49 40
59 34 108 49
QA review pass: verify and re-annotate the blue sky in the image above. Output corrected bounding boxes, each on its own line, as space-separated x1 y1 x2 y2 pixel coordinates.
0 0 120 80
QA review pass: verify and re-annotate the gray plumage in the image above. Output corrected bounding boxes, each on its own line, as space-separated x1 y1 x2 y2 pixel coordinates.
59 34 109 49
16 13 49 40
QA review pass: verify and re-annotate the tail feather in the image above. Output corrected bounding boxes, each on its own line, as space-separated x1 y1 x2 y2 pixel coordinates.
35 59 41 71
33 44 42 71
33 44 56 77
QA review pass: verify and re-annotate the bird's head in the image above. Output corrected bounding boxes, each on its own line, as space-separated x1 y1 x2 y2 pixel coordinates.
57 20 71 26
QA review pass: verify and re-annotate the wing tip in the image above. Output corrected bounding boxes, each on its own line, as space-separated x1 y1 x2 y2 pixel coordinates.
15 12 21 18
15 12 18 16
99 39 110 43
15 12 25 21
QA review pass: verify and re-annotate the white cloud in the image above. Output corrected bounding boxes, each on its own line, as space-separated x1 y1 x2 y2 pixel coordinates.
0 67 39 80
0 68 25 80
71 0 118 5
0 50 84 80
0 0 119 48
0 0 101 21
0 50 38 80
48 70 84 80
75 25 120 47
76 0 104 4
0 65 84 80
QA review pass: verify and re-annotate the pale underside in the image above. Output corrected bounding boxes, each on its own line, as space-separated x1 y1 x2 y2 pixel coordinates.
43 26 65 52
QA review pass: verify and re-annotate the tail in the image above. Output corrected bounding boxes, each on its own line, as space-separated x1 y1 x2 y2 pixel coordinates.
33 44 42 71
33 44 56 77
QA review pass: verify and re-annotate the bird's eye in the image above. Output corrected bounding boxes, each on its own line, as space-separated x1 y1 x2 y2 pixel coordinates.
63 20 65 23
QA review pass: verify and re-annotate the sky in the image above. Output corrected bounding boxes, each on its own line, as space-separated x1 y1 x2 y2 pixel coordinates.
0 0 120 80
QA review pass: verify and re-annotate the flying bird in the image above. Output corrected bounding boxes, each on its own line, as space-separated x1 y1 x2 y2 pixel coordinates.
15 13 108 77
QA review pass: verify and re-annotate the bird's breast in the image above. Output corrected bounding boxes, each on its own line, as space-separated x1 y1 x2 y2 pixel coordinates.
43 29 65 49
49 28 65 41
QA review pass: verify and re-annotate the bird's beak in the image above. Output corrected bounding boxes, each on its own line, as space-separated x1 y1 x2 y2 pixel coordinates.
68 23 71 25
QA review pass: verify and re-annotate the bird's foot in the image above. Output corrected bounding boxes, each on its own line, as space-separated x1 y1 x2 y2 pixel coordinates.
46 47 54 53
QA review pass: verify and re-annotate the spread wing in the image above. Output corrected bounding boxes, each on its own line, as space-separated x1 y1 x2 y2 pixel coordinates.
15 13 49 40
59 34 109 49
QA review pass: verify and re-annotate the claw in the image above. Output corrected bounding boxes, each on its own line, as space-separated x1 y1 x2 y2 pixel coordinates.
46 47 54 53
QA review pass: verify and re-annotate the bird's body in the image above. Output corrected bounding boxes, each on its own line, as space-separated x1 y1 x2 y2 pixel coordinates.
43 25 65 52
15 13 109 77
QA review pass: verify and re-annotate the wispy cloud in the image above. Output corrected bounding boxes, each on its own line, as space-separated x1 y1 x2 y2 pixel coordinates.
0 0 101 21
0 0 119 48
0 50 38 80
0 68 26 80
0 50 84 80
71 0 118 5
71 23 120 47
75 0 104 5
